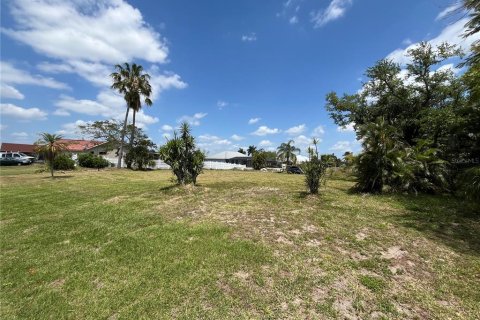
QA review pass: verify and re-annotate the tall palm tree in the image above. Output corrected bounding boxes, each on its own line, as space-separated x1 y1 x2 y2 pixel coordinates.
35 133 67 177
277 140 300 166
247 145 257 156
110 63 152 168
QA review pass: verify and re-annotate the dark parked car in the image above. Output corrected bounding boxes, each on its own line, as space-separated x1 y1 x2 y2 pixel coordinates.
286 166 304 174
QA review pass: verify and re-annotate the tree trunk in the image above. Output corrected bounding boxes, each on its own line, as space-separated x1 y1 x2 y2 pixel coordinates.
126 109 136 169
50 152 54 177
117 107 130 168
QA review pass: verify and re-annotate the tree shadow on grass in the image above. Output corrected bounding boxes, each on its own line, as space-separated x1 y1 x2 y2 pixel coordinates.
389 194 480 255
42 175 74 179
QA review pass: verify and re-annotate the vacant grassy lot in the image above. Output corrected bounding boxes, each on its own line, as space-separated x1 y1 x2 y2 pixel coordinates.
1 166 479 319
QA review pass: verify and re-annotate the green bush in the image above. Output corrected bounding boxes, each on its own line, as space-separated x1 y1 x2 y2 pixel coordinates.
456 166 480 203
77 153 110 169
125 139 156 170
252 152 267 170
304 156 327 194
159 122 205 185
53 154 75 170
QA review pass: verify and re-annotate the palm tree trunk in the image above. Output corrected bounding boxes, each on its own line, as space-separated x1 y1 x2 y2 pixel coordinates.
50 152 54 177
117 107 130 168
130 109 136 149
126 109 136 169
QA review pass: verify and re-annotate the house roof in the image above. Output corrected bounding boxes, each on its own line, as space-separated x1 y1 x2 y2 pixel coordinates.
207 151 251 160
58 139 104 152
0 143 36 153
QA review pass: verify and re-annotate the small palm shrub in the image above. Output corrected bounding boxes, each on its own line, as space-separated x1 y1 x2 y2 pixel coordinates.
304 139 327 194
159 122 205 185
53 154 75 170
78 153 110 169
304 156 326 194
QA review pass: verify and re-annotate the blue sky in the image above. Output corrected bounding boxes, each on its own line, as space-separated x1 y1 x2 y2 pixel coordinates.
0 0 477 156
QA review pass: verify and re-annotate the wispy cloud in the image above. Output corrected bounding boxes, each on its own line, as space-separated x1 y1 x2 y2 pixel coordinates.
231 134 244 141
337 122 355 132
248 117 261 125
217 100 229 109
312 125 325 136
311 0 353 28
285 124 306 135
252 126 280 136
177 113 207 126
387 18 480 66
1 103 47 120
435 3 462 21
241 32 257 42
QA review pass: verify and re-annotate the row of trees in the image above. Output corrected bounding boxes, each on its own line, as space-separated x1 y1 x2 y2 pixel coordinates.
325 1 479 199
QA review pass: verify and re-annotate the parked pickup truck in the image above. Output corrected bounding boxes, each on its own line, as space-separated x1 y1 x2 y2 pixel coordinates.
0 152 35 166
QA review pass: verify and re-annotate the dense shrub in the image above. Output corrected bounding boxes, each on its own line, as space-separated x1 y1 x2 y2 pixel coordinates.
252 152 267 170
53 153 75 170
78 153 110 169
159 122 205 185
304 155 327 194
125 139 156 170
456 166 480 203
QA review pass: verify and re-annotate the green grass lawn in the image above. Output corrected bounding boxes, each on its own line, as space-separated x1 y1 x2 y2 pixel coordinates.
1 166 479 319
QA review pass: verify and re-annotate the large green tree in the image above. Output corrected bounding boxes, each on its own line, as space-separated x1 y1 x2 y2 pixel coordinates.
110 63 153 168
325 42 474 193
78 119 149 156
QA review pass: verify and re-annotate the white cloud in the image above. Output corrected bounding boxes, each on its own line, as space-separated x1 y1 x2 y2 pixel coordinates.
3 1 186 112
330 140 356 153
2 0 168 65
241 33 257 42
231 134 244 141
1 61 69 90
285 124 306 135
293 135 316 152
337 122 355 132
162 132 171 140
147 66 187 101
197 134 232 152
11 132 28 138
0 103 47 120
259 140 272 147
161 124 173 131
402 38 412 46
312 125 325 136
177 112 207 126
248 117 261 124
54 91 158 127
435 3 462 21
252 126 281 136
0 124 7 131
217 100 228 109
311 0 352 28
387 18 480 65
53 109 71 116
0 84 25 100
436 63 461 74
56 119 88 137
289 16 298 24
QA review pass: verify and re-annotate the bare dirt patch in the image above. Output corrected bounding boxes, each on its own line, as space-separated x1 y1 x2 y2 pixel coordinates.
381 246 407 260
